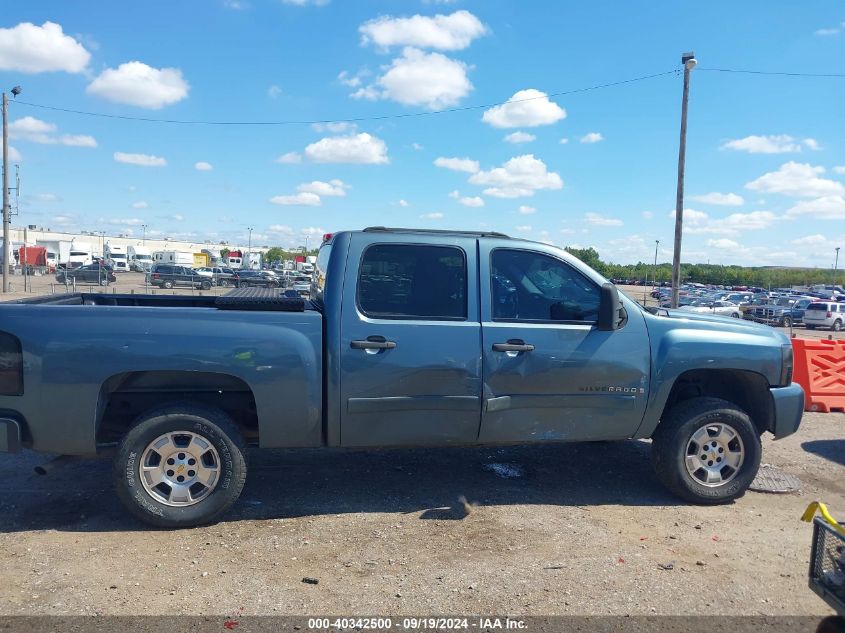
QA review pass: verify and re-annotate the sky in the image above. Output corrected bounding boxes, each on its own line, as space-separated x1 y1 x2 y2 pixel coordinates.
0 0 843 266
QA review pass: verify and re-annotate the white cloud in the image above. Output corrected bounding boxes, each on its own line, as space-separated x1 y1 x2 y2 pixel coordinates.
833 166 845 175
359 10 488 51
669 208 709 225
0 21 90 73
559 137 569 144
642 211 654 220
434 156 479 173
171 214 184 221
338 70 364 88
791 234 828 245
297 179 349 197
267 85 282 99
585 212 623 227
482 89 566 129
275 151 302 164
281 0 329 5
518 205 536 215
469 154 563 198
421 212 444 219
515 225 532 232
9 116 96 147
448 190 460 199
690 192 744 206
580 132 603 144
269 192 322 206
707 238 740 250
35 193 60 202
304 132 388 164
786 196 845 220
814 27 840 36
745 162 844 197
114 152 167 167
8 146 21 162
369 47 473 109
311 121 357 133
398 199 410 207
268 225 293 234
459 196 484 207
108 218 144 226
504 131 536 144
87 61 190 109
411 142 423 150
195 161 213 171
131 201 148 209
721 134 818 154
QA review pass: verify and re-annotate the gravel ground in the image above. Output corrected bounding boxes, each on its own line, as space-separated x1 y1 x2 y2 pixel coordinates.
0 413 842 617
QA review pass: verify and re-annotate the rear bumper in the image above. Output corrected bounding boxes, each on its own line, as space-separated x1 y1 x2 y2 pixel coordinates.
769 383 805 439
0 417 22 453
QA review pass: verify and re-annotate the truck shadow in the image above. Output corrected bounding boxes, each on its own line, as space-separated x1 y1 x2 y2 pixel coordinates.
0 440 683 533
801 439 845 467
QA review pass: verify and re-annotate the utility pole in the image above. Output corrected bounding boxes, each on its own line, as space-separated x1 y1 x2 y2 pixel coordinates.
247 226 253 269
671 52 697 309
2 92 8 293
141 224 147 245
653 238 660 287
835 247 840 283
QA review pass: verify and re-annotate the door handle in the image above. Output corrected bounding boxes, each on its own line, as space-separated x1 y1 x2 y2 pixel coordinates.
351 337 397 350
492 341 534 353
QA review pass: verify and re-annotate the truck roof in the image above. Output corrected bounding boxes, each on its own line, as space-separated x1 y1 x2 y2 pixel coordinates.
362 226 510 239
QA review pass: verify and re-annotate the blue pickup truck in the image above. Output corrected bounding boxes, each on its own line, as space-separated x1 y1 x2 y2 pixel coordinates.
0 227 804 527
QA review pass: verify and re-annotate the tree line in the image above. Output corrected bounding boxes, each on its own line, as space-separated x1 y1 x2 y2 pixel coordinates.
564 246 842 289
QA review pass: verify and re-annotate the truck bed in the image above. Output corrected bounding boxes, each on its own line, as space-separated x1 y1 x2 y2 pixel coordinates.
3 287 308 311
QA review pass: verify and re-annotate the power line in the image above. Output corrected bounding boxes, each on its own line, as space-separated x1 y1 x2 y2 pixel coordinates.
9 70 677 126
698 67 845 78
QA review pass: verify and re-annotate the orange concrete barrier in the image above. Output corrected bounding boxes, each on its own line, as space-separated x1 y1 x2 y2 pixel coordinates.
791 338 845 413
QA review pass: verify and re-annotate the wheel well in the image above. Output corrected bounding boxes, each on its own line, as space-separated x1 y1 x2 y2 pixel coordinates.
96 371 259 446
662 369 773 434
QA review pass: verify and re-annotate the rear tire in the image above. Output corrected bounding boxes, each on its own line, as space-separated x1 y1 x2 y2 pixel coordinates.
651 397 761 504
782 316 792 328
163 280 174 289
833 319 842 332
113 403 247 528
201 280 212 290
806 325 816 330
99 278 108 287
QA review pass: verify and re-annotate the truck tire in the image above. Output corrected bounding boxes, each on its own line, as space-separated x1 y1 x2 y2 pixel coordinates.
833 319 842 332
651 397 761 504
163 280 174 289
113 404 247 528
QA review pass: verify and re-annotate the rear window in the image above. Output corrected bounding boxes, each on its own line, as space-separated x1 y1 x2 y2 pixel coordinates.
358 243 467 320
806 303 830 311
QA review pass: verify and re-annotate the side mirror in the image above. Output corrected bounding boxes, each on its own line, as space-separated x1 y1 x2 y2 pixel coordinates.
598 282 622 331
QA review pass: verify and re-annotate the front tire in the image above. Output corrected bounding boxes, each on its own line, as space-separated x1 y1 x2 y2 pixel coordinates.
651 397 761 504
782 316 792 328
114 404 247 528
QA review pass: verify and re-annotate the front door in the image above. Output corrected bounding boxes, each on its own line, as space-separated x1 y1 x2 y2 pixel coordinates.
478 242 651 443
339 234 482 447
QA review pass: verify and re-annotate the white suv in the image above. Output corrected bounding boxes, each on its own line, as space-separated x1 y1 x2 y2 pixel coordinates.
803 301 844 331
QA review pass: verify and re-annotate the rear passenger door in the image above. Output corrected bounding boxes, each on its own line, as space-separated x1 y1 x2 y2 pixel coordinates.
339 233 482 447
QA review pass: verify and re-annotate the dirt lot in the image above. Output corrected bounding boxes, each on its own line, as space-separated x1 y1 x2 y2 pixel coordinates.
0 413 842 617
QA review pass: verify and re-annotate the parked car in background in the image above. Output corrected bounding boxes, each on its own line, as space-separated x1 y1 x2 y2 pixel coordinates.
147 264 213 290
195 267 240 287
236 270 280 288
678 300 742 318
745 297 814 328
803 301 844 331
55 263 116 286
290 275 312 297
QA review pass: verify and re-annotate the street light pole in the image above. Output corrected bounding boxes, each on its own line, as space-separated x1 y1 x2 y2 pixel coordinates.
2 92 8 293
670 52 697 309
247 226 253 269
653 238 660 286
141 224 147 245
835 247 840 283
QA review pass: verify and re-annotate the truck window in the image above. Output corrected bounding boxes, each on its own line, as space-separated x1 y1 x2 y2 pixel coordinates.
491 249 600 323
358 244 466 320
